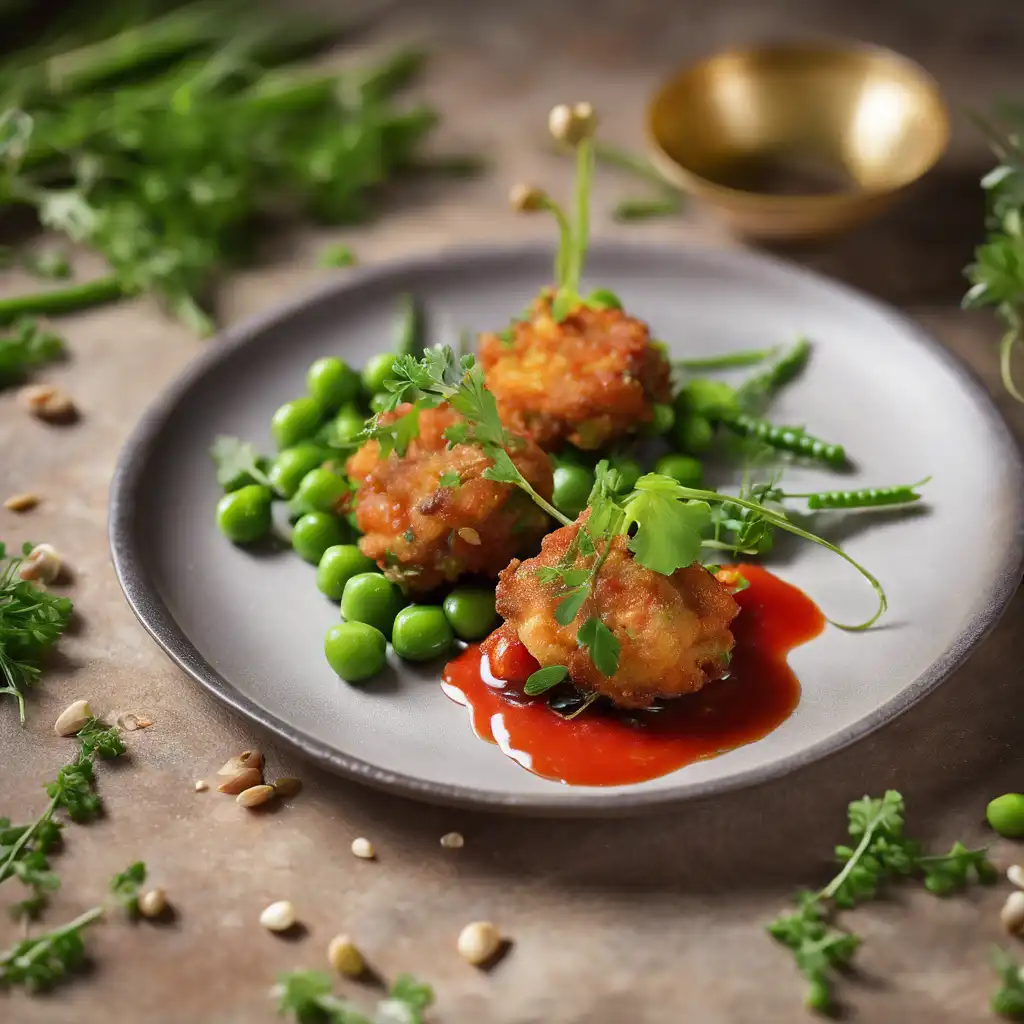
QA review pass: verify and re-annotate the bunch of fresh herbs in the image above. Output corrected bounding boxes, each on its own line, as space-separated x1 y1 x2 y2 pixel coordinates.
965 105 1024 399
0 540 74 723
0 1 467 335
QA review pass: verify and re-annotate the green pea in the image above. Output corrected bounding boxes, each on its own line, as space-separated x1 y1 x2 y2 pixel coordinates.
986 793 1024 837
654 453 704 488
645 403 675 436
317 544 376 601
672 413 713 454
271 396 322 449
269 444 330 498
307 357 360 413
362 352 396 395
216 485 272 544
391 605 454 661
369 392 390 414
341 572 405 638
443 588 497 641
610 456 643 493
292 511 347 564
324 621 387 683
296 467 348 513
332 404 367 445
552 464 594 519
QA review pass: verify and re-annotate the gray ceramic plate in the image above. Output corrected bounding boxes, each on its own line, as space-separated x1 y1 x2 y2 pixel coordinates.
109 242 1024 814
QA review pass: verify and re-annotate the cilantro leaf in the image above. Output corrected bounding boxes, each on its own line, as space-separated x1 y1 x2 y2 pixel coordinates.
0 317 65 386
438 470 460 488
318 244 356 268
554 587 588 626
577 616 620 676
622 475 710 575
992 947 1024 1020
524 665 569 695
480 447 522 486
209 436 271 491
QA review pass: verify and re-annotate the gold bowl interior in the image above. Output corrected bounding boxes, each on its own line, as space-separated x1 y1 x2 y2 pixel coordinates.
648 43 949 237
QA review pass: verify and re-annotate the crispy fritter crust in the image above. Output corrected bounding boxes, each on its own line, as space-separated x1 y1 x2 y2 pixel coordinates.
346 404 554 594
495 515 739 708
478 292 672 451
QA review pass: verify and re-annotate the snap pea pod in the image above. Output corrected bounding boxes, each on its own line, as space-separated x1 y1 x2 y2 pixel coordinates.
788 478 930 510
722 413 846 468
735 336 811 408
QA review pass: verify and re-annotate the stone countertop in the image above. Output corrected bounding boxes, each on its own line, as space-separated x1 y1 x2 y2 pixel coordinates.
2 2 1024 1021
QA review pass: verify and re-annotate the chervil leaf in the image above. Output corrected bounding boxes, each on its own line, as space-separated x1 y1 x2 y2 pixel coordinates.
209 436 270 491
577 616 620 676
622 475 710 575
524 665 569 695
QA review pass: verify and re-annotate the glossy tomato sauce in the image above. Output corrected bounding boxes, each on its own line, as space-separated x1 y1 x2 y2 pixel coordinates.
440 565 824 786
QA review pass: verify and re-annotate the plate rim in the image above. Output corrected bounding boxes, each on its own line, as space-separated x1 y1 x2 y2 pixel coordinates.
108 240 1024 816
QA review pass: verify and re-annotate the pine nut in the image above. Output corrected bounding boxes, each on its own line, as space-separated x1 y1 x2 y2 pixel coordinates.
54 699 92 737
457 921 502 965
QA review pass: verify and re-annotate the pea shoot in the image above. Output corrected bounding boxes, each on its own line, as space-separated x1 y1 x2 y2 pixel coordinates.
768 791 994 1015
965 109 1024 401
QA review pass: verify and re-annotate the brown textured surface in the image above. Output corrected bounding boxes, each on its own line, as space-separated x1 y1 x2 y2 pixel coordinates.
2 2 1024 1021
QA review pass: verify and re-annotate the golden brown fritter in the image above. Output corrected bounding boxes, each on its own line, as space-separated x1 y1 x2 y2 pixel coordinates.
346 404 554 594
495 514 739 708
478 292 672 451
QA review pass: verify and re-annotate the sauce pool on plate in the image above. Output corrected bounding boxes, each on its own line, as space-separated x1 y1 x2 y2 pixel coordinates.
441 565 824 786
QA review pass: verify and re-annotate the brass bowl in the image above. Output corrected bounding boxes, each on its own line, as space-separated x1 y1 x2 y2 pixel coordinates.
647 42 949 241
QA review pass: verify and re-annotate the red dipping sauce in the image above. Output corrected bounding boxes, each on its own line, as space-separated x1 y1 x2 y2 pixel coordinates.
441 565 824 786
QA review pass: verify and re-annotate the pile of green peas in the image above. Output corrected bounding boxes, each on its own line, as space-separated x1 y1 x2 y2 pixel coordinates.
548 400 706 520
214 337 501 684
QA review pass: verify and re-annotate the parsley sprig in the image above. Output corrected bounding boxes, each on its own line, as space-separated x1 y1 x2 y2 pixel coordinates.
0 859 148 994
0 540 74 723
768 791 994 1015
273 969 433 1024
0 317 64 386
965 107 1024 400
992 947 1024 1020
0 717 126 919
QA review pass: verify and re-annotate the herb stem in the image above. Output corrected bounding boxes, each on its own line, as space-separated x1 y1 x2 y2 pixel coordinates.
674 486 886 630
539 196 573 289
567 137 594 294
593 141 666 187
13 905 104 966
676 347 779 371
1000 328 1024 403
0 795 58 886
819 816 883 902
0 275 126 323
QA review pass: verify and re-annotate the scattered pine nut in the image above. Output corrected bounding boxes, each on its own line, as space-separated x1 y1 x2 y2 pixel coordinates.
260 900 296 933
194 780 209 792
138 888 166 919
1008 864 1024 890
218 766 264 795
1001 891 1024 934
54 699 92 737
327 934 365 977
457 921 502 965
236 784 275 808
218 750 262 776
351 837 375 860
19 543 62 584
457 527 481 545
20 384 78 423
273 777 303 798
440 832 465 849
4 492 38 512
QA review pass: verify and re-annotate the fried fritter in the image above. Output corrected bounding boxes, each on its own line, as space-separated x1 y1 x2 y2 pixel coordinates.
495 514 739 708
478 292 672 451
346 404 554 594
